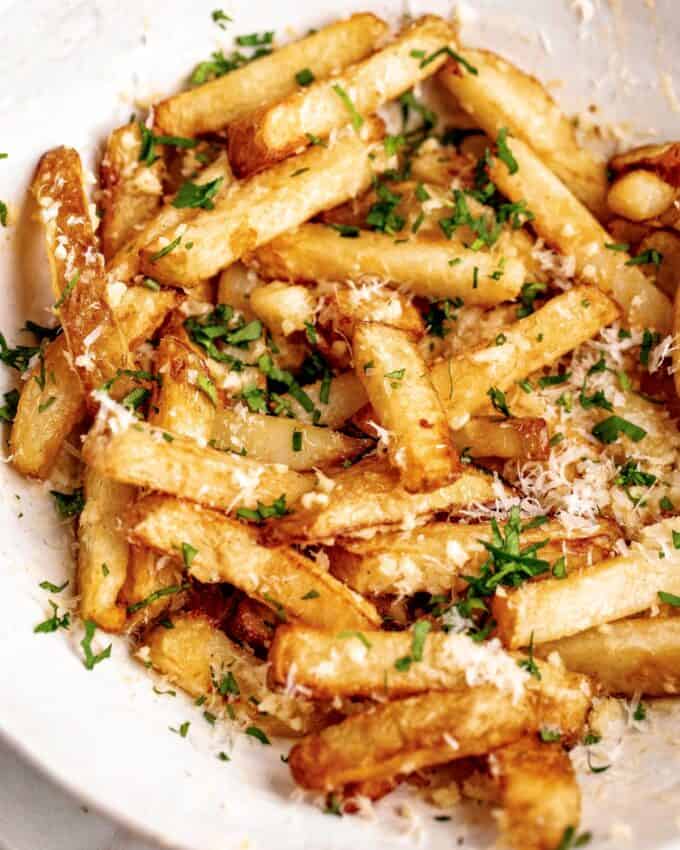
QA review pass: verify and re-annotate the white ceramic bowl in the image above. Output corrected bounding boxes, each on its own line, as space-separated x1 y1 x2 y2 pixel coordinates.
1 1 679 848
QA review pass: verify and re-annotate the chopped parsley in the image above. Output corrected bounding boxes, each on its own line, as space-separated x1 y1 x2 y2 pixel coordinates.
556 826 592 850
518 632 541 680
127 584 187 614
614 460 656 505
191 32 274 85
173 177 224 210
488 386 511 417
336 630 372 649
295 67 315 86
496 128 518 175
625 248 663 267
395 620 431 672
419 46 478 75
301 589 320 600
217 671 240 696
50 488 85 519
328 223 360 238
211 9 232 28
149 236 182 262
538 371 571 388
0 201 7 227
332 84 363 132
292 429 303 452
170 721 190 738
591 415 646 445
366 180 404 235
604 242 630 252
517 281 547 318
245 725 271 745
659 590 680 607
236 494 288 523
54 271 80 309
34 601 70 633
197 373 218 406
80 620 112 670
138 124 197 166
0 388 19 423
39 579 69 593
539 728 561 742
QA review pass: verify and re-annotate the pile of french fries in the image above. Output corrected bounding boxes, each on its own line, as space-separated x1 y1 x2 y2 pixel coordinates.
8 11 680 849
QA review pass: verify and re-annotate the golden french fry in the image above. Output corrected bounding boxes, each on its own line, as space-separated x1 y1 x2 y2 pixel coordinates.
249 282 317 337
409 143 478 188
438 50 608 218
227 16 456 176
607 169 676 222
429 286 619 429
249 223 525 305
537 617 680 696
121 545 185 632
610 141 680 185
78 466 136 632
129 495 380 629
353 323 458 491
330 518 617 597
275 370 368 428
486 136 671 331
451 416 549 460
265 454 503 543
226 596 276 656
155 14 388 137
329 281 424 336
492 736 581 850
82 407 314 512
99 122 164 259
493 517 680 648
140 122 386 287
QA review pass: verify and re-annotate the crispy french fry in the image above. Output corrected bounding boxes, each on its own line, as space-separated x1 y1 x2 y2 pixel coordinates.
32 147 131 388
249 282 317 337
610 141 680 184
438 50 608 218
430 286 619 429
130 495 380 629
226 596 276 656
82 407 314 512
328 281 424 336
450 416 549 460
409 142 478 187
227 16 456 176
99 122 164 259
146 613 322 735
210 407 370 471
353 323 458 491
114 286 179 349
330 518 617 596
607 170 676 222
537 617 680 696
140 122 386 287
275 370 368 427
155 14 388 137
486 136 671 331
265 454 503 543
78 466 136 632
121 545 185 632
217 262 260 318
248 223 525 305
493 517 680 648
491 736 581 850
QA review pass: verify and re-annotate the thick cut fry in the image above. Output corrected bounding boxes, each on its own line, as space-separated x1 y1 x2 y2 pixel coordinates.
130 496 380 629
82 408 314 513
538 617 680 696
147 613 321 735
438 51 608 218
249 223 525 305
113 286 179 350
266 455 502 543
249 282 316 337
493 517 680 648
78 467 136 632
353 323 458 491
450 416 549 460
121 545 184 632
99 122 164 259
155 14 388 137
211 408 370 471
276 370 368 427
140 122 386 287
491 737 581 850
289 685 543 791
227 16 456 176
486 136 671 331
328 281 424 336
610 141 680 185
430 286 620 429
330 518 617 596
32 147 131 388
607 170 676 222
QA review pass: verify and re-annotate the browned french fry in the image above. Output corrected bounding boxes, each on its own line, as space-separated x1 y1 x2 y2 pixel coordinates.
227 16 456 176
486 136 671 331
430 286 620 429
226 596 276 656
155 14 388 137
99 122 164 259
493 517 680 648
32 147 131 389
329 281 424 337
129 495 380 629
248 223 525 305
78 466 136 632
353 323 459 491
610 141 680 184
330 518 617 597
82 407 314 513
451 416 549 460
139 122 386 287
491 736 581 850
121 545 185 632
537 617 680 696
438 50 608 218
265 454 503 543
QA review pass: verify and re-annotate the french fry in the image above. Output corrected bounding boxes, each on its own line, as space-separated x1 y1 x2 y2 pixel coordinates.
450 416 549 460
226 596 276 656
353 323 458 491
493 517 680 648
78 466 136 632
429 286 619 429
32 147 131 388
638 230 680 298
330 518 617 597
248 223 525 305
155 14 388 137
129 495 380 629
486 136 671 331
249 282 317 337
438 50 608 218
113 286 179 350
140 121 387 287
491 736 581 850
607 170 676 222
275 370 368 428
265 454 503 543
227 16 456 176
99 122 165 259
82 408 314 512
409 142 478 188
217 262 260 318
121 545 185 632
210 407 370 471
610 141 680 184
537 617 680 696
329 281 424 336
